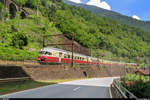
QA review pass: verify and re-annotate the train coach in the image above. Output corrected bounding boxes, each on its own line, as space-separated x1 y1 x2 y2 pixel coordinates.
37 47 93 64
37 47 137 66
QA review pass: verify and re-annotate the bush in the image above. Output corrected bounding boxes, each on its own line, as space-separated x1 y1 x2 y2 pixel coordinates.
121 74 150 98
25 0 41 9
14 0 27 6
11 32 28 49
99 65 104 71
127 80 150 98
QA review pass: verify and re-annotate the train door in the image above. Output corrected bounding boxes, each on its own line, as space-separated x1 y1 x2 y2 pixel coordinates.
59 52 62 63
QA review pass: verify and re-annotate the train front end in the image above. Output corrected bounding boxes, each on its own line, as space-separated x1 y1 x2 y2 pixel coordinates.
37 48 52 63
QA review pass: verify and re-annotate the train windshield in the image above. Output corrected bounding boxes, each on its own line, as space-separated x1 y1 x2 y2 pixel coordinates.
39 51 52 55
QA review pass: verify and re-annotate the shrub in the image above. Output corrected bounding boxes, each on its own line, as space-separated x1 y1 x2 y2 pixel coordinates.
11 32 28 49
121 74 150 98
127 80 149 98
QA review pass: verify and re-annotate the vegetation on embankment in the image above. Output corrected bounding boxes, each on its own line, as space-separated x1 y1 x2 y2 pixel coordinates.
0 79 81 95
0 0 150 63
121 74 150 98
0 3 61 61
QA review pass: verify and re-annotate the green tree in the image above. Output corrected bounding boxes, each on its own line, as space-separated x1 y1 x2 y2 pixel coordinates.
15 0 27 6
11 32 28 49
0 2 9 21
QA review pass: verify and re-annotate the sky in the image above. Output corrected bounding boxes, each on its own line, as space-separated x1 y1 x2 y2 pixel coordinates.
67 0 150 21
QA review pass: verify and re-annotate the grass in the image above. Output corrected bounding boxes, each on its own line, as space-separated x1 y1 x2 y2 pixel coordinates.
0 79 82 95
0 44 38 61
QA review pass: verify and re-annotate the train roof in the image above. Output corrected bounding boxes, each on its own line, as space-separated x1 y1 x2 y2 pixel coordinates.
41 47 88 57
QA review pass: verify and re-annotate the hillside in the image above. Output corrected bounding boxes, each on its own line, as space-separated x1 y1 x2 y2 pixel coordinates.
64 0 150 32
0 0 150 63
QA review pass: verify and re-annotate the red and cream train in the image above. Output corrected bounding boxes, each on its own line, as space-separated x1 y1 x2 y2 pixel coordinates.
37 47 137 66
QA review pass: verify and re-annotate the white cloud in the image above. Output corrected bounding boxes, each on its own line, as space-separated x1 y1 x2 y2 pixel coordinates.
86 0 111 10
68 0 81 3
67 0 111 10
132 15 141 20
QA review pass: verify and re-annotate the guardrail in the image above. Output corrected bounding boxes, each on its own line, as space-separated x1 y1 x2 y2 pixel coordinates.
111 79 137 99
0 77 31 83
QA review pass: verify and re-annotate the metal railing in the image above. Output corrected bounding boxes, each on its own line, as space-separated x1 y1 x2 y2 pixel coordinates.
0 77 31 83
111 79 137 99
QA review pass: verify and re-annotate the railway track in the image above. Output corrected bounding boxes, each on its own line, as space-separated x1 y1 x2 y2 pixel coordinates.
0 60 40 66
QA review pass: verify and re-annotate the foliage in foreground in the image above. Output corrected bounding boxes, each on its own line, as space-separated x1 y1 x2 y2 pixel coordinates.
121 74 150 98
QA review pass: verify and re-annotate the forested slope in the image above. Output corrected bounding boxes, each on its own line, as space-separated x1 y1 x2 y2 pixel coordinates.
64 0 150 32
47 0 150 63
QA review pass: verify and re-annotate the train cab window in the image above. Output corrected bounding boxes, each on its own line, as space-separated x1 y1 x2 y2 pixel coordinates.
45 52 52 56
40 51 52 56
39 51 46 55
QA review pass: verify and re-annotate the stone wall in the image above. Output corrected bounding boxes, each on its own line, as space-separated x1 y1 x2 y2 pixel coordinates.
0 64 126 80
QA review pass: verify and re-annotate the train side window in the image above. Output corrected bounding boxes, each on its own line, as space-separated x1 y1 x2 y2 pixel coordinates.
64 54 67 58
40 51 46 55
75 56 77 60
68 55 70 59
82 58 84 60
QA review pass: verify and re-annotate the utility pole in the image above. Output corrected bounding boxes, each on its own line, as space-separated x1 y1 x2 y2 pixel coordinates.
90 48 92 57
71 32 74 67
43 33 74 67
43 36 45 48
149 66 150 81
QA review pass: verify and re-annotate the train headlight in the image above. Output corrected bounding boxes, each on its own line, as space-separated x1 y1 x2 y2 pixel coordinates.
41 57 46 61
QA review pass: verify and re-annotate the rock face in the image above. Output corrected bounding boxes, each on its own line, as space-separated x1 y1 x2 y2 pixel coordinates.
2 0 28 18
